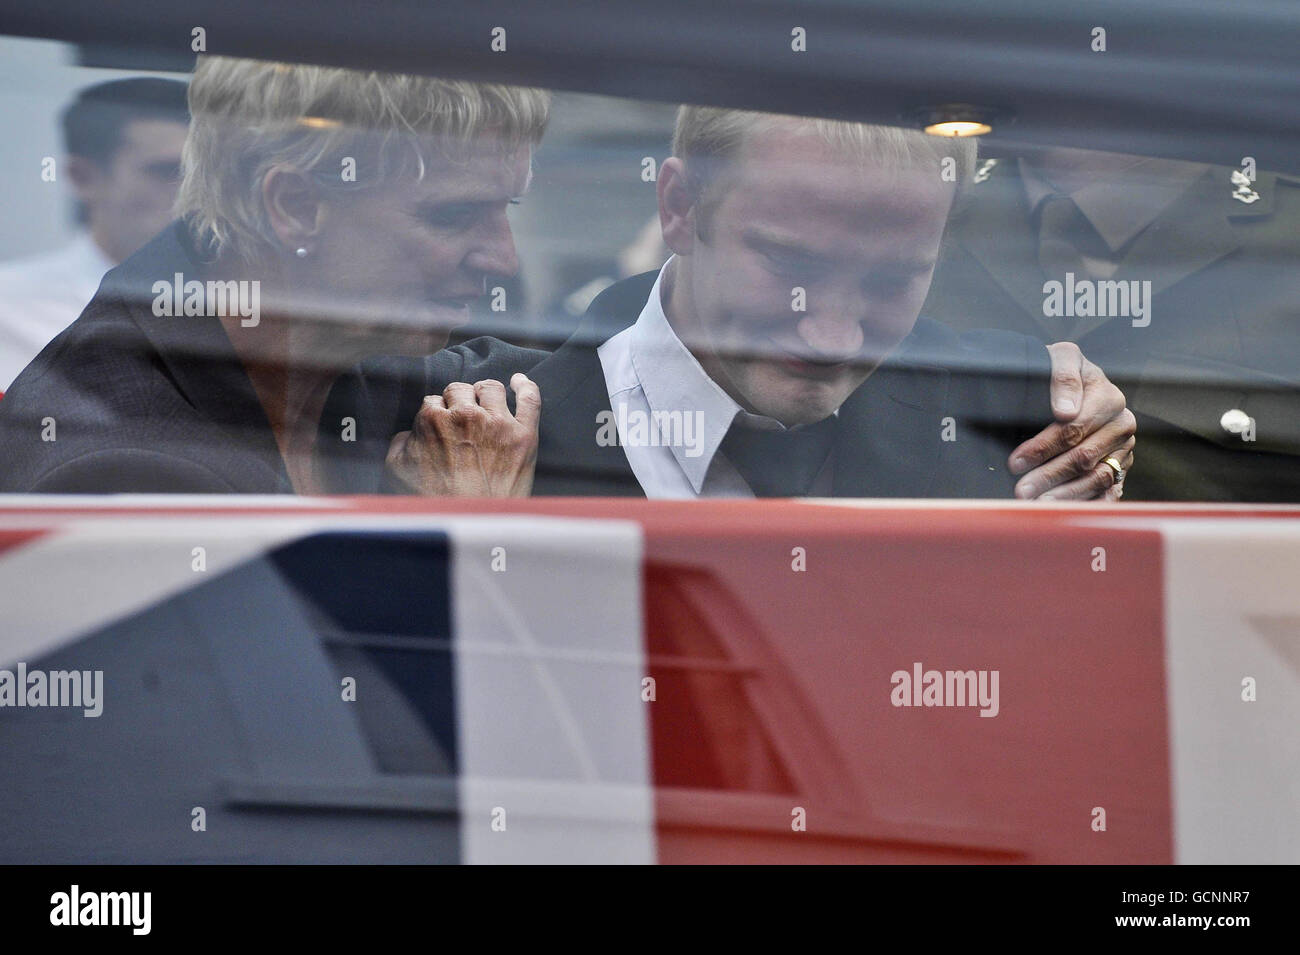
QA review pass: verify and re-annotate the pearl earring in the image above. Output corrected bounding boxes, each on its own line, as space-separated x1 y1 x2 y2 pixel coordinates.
295 247 309 258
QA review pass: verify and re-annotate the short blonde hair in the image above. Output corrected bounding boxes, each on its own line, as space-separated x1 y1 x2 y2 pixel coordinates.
672 105 976 233
177 56 551 261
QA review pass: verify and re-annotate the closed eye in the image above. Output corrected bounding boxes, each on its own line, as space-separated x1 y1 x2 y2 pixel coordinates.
864 273 915 298
418 203 478 229
416 198 520 230
755 242 829 280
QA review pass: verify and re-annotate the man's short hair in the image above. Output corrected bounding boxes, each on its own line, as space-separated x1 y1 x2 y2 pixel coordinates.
672 105 978 237
61 78 190 165
177 56 552 263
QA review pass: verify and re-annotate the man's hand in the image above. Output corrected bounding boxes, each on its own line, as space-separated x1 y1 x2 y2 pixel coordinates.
386 373 541 497
1009 343 1136 501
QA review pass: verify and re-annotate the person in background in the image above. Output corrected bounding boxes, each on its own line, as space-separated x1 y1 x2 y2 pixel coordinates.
0 78 189 394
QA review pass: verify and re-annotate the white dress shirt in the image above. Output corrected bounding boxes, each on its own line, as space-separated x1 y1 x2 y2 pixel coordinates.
0 234 113 392
597 258 834 498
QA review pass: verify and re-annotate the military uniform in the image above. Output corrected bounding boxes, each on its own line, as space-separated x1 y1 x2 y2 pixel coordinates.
923 155 1300 501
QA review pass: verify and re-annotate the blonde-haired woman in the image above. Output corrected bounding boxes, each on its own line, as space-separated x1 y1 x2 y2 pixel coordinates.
0 56 547 494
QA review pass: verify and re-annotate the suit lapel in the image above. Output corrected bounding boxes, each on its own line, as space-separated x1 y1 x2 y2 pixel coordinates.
832 359 950 498
964 162 1271 344
1116 168 1273 295
528 337 645 497
959 162 1266 344
960 163 1065 338
1068 167 1257 340
110 222 292 491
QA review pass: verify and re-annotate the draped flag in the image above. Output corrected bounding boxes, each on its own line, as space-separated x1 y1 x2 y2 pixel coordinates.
0 498 1295 864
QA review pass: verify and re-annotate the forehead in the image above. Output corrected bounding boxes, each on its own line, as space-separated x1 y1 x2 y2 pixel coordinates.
117 118 188 159
407 138 533 199
721 124 955 241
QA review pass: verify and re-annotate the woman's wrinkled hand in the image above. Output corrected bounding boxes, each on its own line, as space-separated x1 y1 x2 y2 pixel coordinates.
385 373 541 497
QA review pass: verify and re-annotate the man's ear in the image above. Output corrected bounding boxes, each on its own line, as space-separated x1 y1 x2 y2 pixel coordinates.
262 164 325 251
64 155 103 203
658 157 698 255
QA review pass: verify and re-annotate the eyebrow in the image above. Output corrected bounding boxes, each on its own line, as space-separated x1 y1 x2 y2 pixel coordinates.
413 169 533 210
413 196 521 215
746 230 935 273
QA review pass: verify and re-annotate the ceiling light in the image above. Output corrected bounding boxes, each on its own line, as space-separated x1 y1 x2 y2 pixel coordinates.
912 104 1003 137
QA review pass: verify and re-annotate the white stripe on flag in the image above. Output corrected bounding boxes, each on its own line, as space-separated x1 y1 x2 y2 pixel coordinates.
0 516 322 666
1162 520 1300 864
450 518 653 864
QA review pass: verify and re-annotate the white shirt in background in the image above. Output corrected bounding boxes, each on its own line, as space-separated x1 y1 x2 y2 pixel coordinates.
0 234 113 393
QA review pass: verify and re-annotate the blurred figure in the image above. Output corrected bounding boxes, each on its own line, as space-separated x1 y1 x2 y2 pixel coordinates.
0 78 189 393
561 213 669 320
923 147 1300 501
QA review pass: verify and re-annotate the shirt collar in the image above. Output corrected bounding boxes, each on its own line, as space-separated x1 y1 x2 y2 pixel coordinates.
628 258 785 494
61 233 116 298
1020 156 1209 253
69 232 116 276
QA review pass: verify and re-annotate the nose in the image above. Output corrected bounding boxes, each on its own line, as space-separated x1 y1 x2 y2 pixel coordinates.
795 309 865 362
464 211 520 279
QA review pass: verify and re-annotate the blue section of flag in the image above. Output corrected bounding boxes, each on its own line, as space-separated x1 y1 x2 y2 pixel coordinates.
0 529 464 862
268 531 459 772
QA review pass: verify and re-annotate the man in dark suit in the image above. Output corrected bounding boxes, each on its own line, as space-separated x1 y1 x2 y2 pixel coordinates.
319 108 1137 500
923 148 1300 501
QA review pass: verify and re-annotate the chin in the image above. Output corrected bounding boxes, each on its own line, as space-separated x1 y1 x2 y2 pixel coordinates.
753 395 841 428
780 407 838 427
748 376 849 427
401 329 450 356
357 323 447 358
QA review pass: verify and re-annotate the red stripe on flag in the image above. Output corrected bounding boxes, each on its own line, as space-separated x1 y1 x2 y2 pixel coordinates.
0 529 48 557
639 508 1170 863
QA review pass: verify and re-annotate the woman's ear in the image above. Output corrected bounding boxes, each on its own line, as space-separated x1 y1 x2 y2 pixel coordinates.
262 164 324 252
657 157 698 256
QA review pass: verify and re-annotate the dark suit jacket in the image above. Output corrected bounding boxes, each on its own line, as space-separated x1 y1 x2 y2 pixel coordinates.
319 271 1054 498
0 221 292 493
924 159 1300 501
